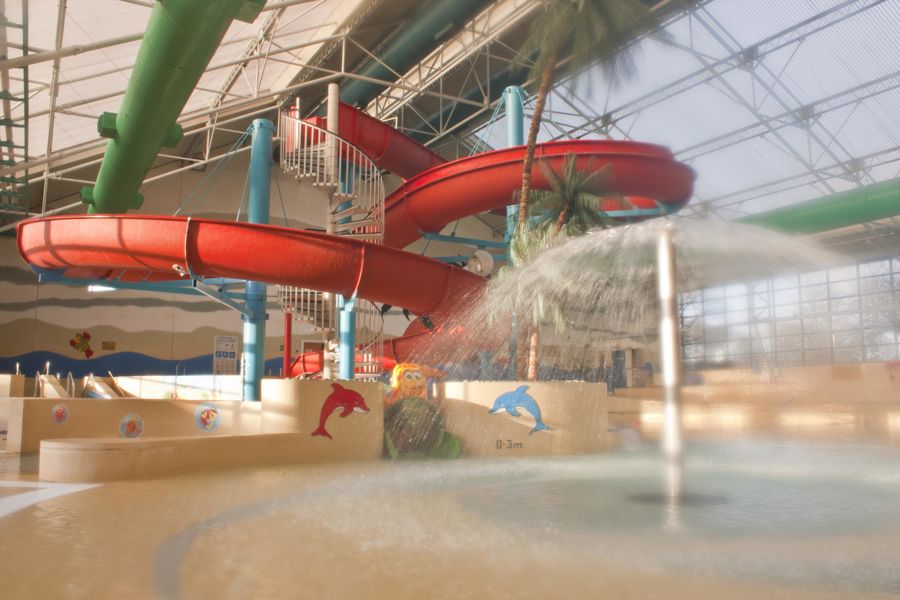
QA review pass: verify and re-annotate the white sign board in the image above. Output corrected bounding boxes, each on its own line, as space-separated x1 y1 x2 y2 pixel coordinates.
213 335 239 375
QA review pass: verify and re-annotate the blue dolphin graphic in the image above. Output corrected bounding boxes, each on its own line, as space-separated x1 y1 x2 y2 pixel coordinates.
488 385 551 434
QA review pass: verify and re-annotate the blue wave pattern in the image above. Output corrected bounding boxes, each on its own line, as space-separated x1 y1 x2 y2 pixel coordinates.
0 351 283 378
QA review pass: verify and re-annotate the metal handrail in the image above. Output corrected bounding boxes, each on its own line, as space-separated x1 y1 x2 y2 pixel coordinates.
353 298 384 379
278 111 384 242
277 109 387 379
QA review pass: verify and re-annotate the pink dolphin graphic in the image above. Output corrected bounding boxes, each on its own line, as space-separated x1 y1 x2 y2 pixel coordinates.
311 383 370 439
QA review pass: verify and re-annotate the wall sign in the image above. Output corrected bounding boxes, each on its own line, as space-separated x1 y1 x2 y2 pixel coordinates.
213 335 239 375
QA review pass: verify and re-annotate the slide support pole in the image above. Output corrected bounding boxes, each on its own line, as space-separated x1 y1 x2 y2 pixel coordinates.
242 118 272 401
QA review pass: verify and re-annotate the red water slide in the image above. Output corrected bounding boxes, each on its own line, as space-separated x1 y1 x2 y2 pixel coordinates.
379 139 693 249
308 102 446 180
16 216 481 315
16 106 694 376
313 103 694 248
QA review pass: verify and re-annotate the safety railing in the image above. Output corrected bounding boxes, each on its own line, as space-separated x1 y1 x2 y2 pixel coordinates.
353 298 384 380
279 110 384 242
278 286 336 331
277 109 386 379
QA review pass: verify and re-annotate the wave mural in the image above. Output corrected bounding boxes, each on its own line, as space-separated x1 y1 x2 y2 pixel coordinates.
0 351 284 378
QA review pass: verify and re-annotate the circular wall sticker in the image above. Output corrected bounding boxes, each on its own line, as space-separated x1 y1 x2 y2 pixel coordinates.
119 414 144 438
194 403 221 432
51 403 69 425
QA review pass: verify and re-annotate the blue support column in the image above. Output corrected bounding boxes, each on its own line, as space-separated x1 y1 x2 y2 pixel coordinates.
503 86 525 380
242 118 272 401
338 295 357 380
503 85 525 244
336 159 357 381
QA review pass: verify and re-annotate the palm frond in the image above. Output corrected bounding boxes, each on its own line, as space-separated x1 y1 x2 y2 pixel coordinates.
515 0 672 94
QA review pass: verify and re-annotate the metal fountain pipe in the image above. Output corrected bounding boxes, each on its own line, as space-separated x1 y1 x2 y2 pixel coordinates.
243 118 272 402
81 0 264 214
656 224 683 496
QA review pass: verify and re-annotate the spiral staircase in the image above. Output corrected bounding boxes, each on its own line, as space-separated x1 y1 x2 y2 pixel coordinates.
277 112 385 379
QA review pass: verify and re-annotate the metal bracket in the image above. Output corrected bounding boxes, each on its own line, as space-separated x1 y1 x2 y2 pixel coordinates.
192 279 260 320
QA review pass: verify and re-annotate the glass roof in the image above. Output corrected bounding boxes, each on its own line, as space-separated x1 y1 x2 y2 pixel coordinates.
9 0 900 225
471 0 900 220
18 0 350 159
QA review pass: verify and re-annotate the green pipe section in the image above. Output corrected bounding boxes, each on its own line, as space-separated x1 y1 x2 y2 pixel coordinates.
82 0 265 214
739 178 900 235
340 0 490 108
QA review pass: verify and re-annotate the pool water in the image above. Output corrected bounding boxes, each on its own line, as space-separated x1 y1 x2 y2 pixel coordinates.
1 434 900 598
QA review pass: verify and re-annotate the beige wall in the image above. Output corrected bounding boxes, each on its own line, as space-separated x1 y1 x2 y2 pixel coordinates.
38 430 377 484
618 362 900 405
0 374 24 430
6 397 262 453
35 378 384 482
0 153 339 373
6 378 383 456
261 379 384 445
2 146 506 372
436 381 608 457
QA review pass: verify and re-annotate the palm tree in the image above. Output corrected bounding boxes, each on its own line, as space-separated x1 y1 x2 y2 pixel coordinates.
511 154 619 380
515 0 668 231
507 0 675 380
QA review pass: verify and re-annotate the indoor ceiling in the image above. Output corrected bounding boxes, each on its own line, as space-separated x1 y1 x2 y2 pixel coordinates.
3 0 899 256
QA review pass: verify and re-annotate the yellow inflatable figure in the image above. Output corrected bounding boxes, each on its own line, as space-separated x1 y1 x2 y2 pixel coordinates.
386 363 444 406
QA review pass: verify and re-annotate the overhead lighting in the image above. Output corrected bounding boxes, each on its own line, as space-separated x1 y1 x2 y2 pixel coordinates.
87 285 117 293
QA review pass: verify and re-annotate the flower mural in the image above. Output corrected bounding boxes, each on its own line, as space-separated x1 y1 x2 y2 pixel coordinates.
69 331 94 359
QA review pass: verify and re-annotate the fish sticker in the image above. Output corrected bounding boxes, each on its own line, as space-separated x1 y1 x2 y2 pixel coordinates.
311 383 370 440
194 403 220 431
119 414 144 438
488 385 551 434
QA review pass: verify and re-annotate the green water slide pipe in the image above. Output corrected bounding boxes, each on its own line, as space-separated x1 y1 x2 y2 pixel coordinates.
339 0 490 108
738 178 900 235
81 0 265 214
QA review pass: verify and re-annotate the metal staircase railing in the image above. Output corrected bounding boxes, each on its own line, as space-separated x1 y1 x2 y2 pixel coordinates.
0 1 29 226
279 110 384 241
278 286 337 331
351 298 384 379
277 110 385 379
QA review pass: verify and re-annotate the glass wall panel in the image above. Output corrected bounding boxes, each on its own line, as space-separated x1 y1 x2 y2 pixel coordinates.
681 253 900 369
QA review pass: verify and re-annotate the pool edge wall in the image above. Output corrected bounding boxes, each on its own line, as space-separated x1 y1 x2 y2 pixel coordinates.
38 430 380 483
12 379 382 482
436 381 609 456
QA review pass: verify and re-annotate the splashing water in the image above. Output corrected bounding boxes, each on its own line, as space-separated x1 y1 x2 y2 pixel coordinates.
408 218 842 379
